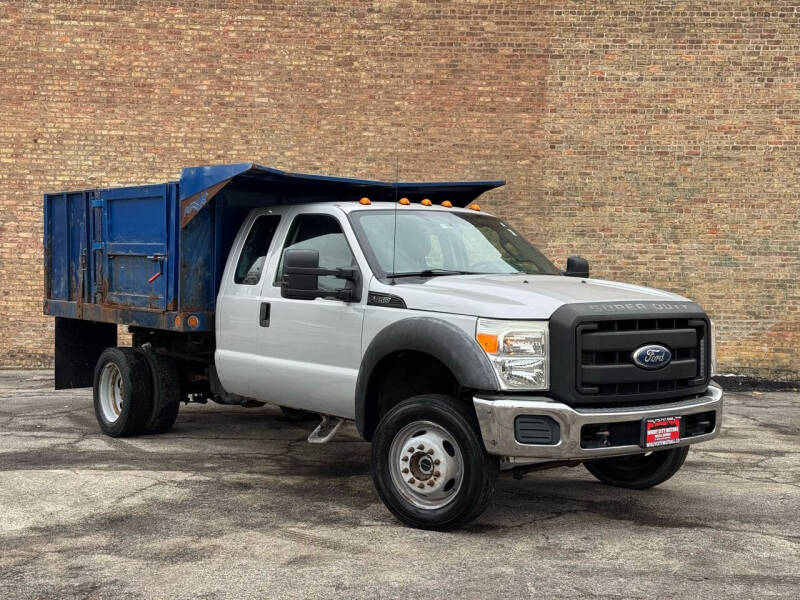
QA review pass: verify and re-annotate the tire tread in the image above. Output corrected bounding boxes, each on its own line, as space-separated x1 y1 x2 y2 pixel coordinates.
584 446 690 489
138 349 181 434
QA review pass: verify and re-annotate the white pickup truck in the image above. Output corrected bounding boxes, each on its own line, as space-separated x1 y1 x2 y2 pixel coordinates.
44 163 722 529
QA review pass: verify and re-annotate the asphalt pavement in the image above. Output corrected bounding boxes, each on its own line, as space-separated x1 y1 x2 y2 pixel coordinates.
1 370 797 599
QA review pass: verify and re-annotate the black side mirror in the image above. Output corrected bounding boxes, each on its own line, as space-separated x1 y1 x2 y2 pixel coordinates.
281 248 361 301
282 249 321 299
564 255 589 278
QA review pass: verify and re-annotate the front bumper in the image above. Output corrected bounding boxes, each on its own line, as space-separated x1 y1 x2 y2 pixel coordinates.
473 383 723 462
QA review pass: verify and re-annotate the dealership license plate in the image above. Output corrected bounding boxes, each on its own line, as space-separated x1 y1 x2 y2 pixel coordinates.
642 416 681 448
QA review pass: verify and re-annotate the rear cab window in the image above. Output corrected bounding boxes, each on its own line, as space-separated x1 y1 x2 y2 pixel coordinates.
234 215 281 285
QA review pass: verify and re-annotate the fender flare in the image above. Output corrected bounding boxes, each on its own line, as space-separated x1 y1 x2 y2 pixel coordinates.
355 317 499 440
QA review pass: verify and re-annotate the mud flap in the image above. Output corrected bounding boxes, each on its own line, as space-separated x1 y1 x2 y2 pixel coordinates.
54 317 117 389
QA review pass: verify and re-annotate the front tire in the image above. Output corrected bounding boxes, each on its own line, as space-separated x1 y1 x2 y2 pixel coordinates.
370 394 499 530
584 446 690 489
93 347 153 437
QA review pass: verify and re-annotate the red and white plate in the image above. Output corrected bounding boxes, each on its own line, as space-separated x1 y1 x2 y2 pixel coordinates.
642 416 681 448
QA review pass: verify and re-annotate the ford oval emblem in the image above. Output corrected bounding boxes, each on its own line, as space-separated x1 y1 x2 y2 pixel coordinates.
632 344 672 370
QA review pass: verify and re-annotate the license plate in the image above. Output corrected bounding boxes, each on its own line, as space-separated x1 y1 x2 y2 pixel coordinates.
642 416 681 448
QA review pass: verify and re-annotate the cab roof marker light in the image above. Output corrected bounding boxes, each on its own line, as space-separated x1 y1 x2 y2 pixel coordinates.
441 200 453 208
468 203 481 211
359 197 371 205
420 198 432 206
398 197 410 205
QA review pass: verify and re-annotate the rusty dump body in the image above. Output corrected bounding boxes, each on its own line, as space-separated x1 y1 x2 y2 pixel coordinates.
43 162 502 389
43 162 503 334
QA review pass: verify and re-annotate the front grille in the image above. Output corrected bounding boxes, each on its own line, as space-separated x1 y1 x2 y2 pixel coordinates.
549 301 711 408
577 317 708 401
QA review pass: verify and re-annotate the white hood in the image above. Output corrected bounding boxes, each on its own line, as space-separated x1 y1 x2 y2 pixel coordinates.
374 274 689 319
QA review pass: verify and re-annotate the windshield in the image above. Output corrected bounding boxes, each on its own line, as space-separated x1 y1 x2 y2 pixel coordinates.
349 210 560 277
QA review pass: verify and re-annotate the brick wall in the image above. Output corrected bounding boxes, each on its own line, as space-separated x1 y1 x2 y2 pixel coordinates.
1 1 798 378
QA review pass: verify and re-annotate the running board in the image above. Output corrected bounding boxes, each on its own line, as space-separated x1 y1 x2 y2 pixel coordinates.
307 416 345 444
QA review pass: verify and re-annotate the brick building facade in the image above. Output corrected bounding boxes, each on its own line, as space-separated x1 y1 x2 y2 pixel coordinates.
1 1 798 378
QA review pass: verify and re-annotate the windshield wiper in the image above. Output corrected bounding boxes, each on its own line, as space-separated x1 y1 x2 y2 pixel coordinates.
387 269 481 279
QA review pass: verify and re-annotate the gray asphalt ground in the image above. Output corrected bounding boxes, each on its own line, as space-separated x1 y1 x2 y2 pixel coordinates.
1 370 798 599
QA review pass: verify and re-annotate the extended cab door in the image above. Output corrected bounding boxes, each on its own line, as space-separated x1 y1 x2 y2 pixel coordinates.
216 210 284 385
216 205 368 419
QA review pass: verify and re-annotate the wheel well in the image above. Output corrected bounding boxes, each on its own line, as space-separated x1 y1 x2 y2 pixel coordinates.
363 351 460 440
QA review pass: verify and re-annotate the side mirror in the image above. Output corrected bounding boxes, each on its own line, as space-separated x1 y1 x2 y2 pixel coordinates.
282 249 321 299
564 255 589 278
281 248 361 301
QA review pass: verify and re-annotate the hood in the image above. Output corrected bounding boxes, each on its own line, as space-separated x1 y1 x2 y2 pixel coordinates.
373 274 689 319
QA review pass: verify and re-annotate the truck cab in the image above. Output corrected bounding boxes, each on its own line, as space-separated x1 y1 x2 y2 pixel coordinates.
44 163 722 530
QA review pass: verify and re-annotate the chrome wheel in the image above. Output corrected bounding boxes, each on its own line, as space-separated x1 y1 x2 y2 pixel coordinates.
98 362 124 423
388 420 464 510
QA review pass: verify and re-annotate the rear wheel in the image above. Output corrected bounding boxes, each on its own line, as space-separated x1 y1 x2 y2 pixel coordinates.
584 446 690 489
138 349 181 434
93 347 152 437
370 394 499 530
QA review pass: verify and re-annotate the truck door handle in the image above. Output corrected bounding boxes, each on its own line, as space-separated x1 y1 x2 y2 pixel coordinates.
259 302 270 327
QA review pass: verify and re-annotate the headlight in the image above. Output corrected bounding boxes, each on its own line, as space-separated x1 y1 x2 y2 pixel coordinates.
476 319 549 390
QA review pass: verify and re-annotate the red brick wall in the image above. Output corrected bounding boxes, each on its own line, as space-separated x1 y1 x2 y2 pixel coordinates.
1 1 798 378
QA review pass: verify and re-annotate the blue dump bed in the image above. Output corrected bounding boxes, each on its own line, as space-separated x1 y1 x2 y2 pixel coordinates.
44 163 503 333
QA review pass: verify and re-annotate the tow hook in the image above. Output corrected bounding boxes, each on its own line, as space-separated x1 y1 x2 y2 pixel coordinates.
595 429 611 447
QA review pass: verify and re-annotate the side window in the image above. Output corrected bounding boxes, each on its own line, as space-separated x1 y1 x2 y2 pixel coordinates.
234 215 281 285
279 214 355 291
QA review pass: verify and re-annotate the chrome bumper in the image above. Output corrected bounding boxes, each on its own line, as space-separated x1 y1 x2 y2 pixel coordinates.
473 383 723 462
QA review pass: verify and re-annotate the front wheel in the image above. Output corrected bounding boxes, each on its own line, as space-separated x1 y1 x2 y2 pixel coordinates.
370 394 499 530
584 446 690 489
